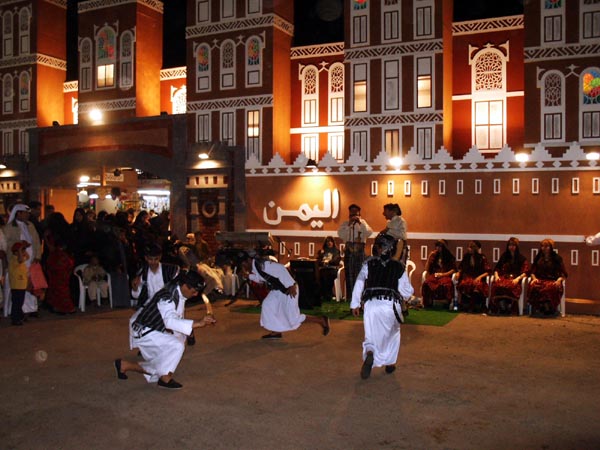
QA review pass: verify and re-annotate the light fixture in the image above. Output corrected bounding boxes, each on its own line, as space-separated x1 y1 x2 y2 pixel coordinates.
389 156 402 168
586 151 599 161
89 108 103 122
198 152 210 160
0 162 6 170
89 193 99 199
515 152 529 163
80 175 90 183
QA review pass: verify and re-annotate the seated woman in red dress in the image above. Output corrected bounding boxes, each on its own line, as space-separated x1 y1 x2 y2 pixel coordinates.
528 238 567 316
489 237 530 314
421 240 456 308
456 240 490 312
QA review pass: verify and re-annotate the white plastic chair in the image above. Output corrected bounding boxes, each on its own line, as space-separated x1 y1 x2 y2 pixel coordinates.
74 264 113 312
453 273 492 311
422 270 458 310
488 275 528 315
333 263 345 302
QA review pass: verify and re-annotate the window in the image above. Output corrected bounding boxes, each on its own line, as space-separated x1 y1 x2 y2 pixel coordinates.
352 129 368 160
221 111 234 145
581 67 600 140
302 134 318 161
353 63 367 112
416 126 433 159
197 113 211 143
3 74 13 114
72 98 79 124
18 7 30 55
382 0 400 42
541 71 564 141
582 1 600 40
301 66 318 126
246 36 262 87
541 0 564 44
196 43 211 92
351 0 369 45
197 0 210 23
18 71 30 112
414 0 433 39
328 133 344 161
79 39 92 92
221 0 235 20
383 59 400 111
3 11 13 57
171 85 187 114
329 63 344 124
96 26 116 89
247 109 260 160
384 129 400 157
247 0 261 15
2 130 13 156
220 40 235 89
19 129 28 157
119 31 134 89
475 100 503 149
416 57 432 109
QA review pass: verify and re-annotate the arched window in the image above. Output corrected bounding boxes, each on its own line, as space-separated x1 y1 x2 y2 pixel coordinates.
72 98 79 124
196 43 211 92
470 46 508 151
540 70 564 142
18 70 30 112
220 40 235 90
119 30 134 89
79 38 92 92
245 36 262 87
96 25 116 89
3 11 13 57
581 67 600 141
328 62 344 125
3 73 13 114
301 65 318 126
170 85 187 114
18 7 30 55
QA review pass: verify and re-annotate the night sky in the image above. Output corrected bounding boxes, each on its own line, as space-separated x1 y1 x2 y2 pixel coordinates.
66 0 525 79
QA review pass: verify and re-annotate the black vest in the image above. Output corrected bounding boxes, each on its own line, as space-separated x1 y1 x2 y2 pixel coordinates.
361 258 405 303
133 281 181 334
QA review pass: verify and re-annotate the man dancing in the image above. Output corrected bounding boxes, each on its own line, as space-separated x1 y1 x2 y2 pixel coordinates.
237 251 330 339
114 270 216 389
351 233 414 379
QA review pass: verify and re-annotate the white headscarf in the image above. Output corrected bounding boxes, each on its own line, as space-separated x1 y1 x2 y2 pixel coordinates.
8 203 30 225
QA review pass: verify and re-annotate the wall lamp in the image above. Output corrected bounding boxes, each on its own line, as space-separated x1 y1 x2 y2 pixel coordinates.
586 151 599 161
515 152 530 163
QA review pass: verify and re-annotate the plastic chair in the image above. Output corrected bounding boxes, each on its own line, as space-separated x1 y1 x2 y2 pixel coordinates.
453 273 492 312
422 270 458 310
488 275 528 315
74 264 113 312
333 263 345 302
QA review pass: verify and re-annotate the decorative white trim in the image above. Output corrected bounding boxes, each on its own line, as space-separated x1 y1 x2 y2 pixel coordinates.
290 42 344 59
572 177 580 194
525 43 600 62
345 39 443 61
592 250 599 266
78 98 136 113
370 181 378 196
421 180 429 196
186 14 293 38
187 94 272 112
290 125 344 134
78 0 163 13
453 15 524 35
387 180 394 196
43 0 67 8
160 67 186 81
63 81 78 93
0 118 37 130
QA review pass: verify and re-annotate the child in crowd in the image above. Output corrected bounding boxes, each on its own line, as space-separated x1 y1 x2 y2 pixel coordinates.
9 240 31 326
82 254 109 305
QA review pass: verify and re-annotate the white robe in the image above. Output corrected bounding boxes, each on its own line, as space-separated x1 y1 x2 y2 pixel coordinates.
128 286 193 383
350 262 414 367
249 259 305 333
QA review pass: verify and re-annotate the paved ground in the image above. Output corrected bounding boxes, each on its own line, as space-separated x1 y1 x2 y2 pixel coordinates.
1 301 599 450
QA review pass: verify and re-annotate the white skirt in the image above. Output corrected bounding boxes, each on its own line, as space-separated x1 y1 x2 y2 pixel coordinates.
362 299 401 367
260 289 305 333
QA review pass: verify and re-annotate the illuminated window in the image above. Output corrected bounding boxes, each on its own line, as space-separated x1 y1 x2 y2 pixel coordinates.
383 59 400 111
414 0 433 39
196 43 211 92
328 133 344 161
351 0 368 45
302 134 318 161
416 57 432 108
171 85 186 114
384 129 400 157
97 64 114 88
301 66 318 126
581 67 600 140
2 73 13 114
541 0 564 44
72 98 79 124
353 63 367 112
220 40 235 89
95 26 116 89
247 109 260 160
18 71 30 112
119 31 134 89
329 63 344 124
197 0 210 23
382 0 400 42
246 36 262 87
541 71 564 141
475 100 503 149
18 7 30 55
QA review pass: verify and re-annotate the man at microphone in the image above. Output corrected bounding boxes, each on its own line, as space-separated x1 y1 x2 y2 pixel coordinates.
337 204 373 300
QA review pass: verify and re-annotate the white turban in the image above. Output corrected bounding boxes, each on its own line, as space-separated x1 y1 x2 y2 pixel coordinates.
8 203 30 224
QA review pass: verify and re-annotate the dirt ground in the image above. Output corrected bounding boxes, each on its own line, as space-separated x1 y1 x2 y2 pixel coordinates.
1 300 599 450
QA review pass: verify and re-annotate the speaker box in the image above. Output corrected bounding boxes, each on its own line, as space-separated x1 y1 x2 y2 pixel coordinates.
289 259 320 309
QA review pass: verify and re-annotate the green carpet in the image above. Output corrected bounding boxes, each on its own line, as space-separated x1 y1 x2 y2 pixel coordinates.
232 301 457 327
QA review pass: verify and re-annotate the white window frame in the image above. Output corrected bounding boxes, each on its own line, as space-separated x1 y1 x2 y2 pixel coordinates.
196 43 211 92
3 11 13 58
2 130 13 156
301 65 319 127
220 39 236 90
352 128 369 160
197 112 211 143
246 109 261 160
581 66 600 142
247 0 261 15
416 125 433 159
119 30 135 90
541 0 564 45
328 62 344 125
197 0 210 23
382 0 401 43
414 0 434 40
328 132 344 162
581 1 600 41
383 127 401 158
18 7 30 55
18 128 28 157
18 70 30 112
79 38 92 92
353 62 368 113
3 73 13 114
221 110 235 146
383 58 400 111
540 70 565 142
351 0 369 46
302 134 319 161
245 35 263 87
95 25 117 90
221 0 236 20
415 56 432 110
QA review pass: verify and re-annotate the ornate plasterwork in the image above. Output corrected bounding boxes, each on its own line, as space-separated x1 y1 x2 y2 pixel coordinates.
187 94 273 112
63 81 78 92
78 97 136 113
37 54 67 70
0 53 66 70
345 112 443 127
78 0 163 14
186 14 293 38
290 42 344 60
160 66 186 81
246 143 598 176
44 0 67 8
0 118 37 130
345 40 443 60
525 43 600 62
453 15 524 36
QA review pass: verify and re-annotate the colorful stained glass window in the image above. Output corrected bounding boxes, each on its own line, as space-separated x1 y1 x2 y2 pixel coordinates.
247 38 260 66
197 45 209 72
353 0 368 10
97 27 115 61
544 0 561 9
19 72 29 95
582 69 600 105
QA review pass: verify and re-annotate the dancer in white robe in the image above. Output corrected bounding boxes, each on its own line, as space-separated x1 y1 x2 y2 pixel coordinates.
238 252 330 339
351 233 414 379
114 270 215 389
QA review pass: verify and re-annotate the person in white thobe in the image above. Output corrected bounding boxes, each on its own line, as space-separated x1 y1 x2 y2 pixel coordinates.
351 233 414 379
